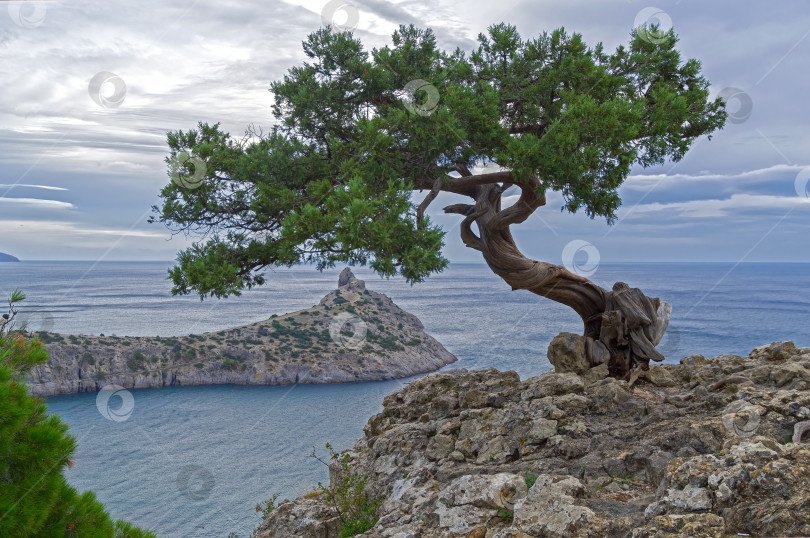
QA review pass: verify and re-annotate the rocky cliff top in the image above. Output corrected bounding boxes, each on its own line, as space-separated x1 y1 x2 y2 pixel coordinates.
26 269 456 396
256 339 810 538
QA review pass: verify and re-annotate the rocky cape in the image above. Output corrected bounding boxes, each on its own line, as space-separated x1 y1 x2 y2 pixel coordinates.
256 338 810 538
25 269 457 396
0 252 20 262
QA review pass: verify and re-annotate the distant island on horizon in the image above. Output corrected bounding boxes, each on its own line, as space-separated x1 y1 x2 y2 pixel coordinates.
0 252 20 262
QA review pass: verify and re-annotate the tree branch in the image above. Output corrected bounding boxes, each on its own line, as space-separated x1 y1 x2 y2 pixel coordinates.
452 163 473 177
416 177 441 229
490 175 546 230
443 203 485 250
415 170 524 198
443 203 476 216
459 213 483 251
449 171 521 190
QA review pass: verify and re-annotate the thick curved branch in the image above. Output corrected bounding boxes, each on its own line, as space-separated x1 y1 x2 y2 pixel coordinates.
414 170 522 196
490 175 546 230
459 213 483 251
443 203 475 216
449 171 521 191
443 202 484 250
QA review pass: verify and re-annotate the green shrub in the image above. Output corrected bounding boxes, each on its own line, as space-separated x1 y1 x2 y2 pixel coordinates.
312 443 380 537
127 350 146 370
254 493 279 519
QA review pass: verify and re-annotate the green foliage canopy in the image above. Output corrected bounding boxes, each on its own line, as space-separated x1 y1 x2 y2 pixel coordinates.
152 23 725 298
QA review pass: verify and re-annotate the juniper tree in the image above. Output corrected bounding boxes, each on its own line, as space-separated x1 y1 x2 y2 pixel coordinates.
152 23 725 377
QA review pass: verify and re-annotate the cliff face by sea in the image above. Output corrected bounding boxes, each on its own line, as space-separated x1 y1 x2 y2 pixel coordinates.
256 339 810 538
25 269 457 396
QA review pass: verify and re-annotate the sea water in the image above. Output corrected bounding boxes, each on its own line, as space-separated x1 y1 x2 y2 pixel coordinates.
1 262 808 536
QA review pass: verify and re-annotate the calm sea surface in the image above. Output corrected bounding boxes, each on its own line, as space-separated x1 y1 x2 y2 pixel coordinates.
1 261 808 536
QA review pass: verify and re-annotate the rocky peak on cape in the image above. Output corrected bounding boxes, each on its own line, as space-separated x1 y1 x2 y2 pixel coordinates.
338 267 366 292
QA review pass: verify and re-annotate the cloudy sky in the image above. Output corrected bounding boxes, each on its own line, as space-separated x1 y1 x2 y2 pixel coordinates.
1 0 808 264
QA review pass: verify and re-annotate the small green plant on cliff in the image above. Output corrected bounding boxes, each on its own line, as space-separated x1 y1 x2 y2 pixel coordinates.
524 471 537 490
497 506 514 522
255 493 280 519
311 443 381 537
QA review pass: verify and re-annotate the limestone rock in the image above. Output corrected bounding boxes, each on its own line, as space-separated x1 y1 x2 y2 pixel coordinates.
547 333 590 374
338 267 355 287
750 341 799 362
252 498 338 538
794 420 810 443
645 366 676 387
338 266 366 291
512 475 596 537
581 363 609 384
662 485 711 511
255 342 810 537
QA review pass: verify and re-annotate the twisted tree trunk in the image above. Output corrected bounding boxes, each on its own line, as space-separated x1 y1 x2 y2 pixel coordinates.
444 181 670 379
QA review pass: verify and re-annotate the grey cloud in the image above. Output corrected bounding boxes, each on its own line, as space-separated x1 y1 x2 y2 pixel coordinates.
2 0 810 262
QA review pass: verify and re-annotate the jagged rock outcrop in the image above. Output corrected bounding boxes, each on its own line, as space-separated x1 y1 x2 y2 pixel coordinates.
25 269 456 396
255 341 810 537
